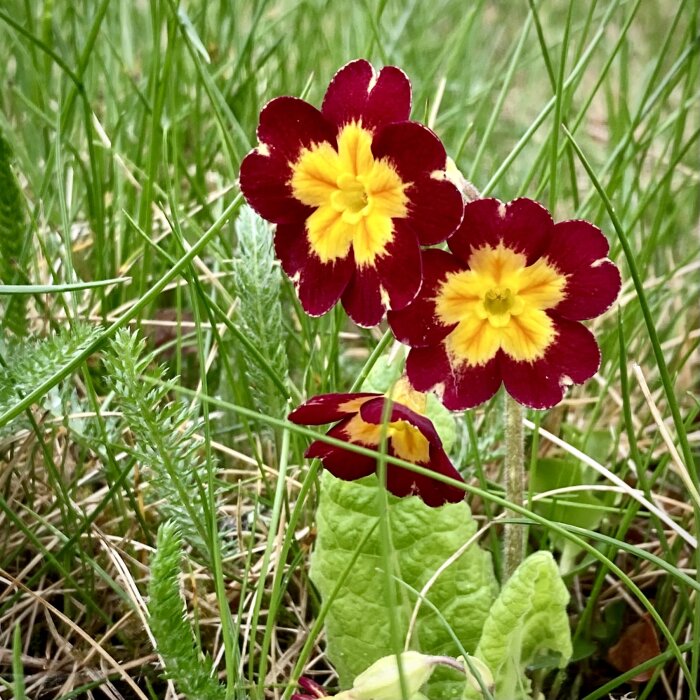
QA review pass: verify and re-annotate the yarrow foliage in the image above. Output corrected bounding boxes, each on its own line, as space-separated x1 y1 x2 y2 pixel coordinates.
388 197 621 409
288 379 465 507
240 59 463 326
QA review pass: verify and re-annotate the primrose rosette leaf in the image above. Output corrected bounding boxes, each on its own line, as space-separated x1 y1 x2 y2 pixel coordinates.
469 551 572 699
311 473 497 699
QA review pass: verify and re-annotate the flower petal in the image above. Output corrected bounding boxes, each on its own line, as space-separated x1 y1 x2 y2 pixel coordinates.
257 96 336 163
306 420 378 481
406 344 502 410
274 222 309 277
322 59 411 131
546 220 621 320
384 444 464 506
556 259 621 320
449 198 553 266
276 223 355 316
297 677 327 699
388 249 463 347
341 265 384 327
374 220 422 311
442 355 502 411
404 343 453 392
289 393 379 425
372 121 449 182
358 397 441 446
298 250 356 317
501 317 601 409
406 175 464 246
239 150 310 224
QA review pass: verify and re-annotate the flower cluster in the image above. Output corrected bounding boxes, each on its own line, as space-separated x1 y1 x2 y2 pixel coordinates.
240 59 620 507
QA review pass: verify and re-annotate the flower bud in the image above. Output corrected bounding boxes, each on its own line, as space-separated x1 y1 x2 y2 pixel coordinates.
459 655 494 695
350 651 435 700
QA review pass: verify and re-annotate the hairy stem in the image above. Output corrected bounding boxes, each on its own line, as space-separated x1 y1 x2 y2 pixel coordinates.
504 393 525 579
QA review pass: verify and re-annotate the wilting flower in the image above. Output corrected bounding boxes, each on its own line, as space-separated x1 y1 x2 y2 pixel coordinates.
388 198 621 409
288 378 464 506
239 59 463 327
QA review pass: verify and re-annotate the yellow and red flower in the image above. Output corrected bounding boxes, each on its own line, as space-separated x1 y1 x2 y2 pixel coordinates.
288 379 465 506
388 198 621 409
239 59 463 327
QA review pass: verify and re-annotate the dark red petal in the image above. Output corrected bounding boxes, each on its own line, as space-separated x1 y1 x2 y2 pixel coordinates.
341 265 384 327
298 251 355 317
387 249 463 347
449 198 553 266
359 397 441 447
404 344 453 393
501 317 601 409
441 354 503 411
306 422 378 481
239 150 310 225
556 260 621 320
322 59 411 130
257 96 336 163
384 444 464 507
274 222 309 277
374 220 422 311
406 176 464 246
289 393 379 425
279 227 355 317
545 220 621 320
406 345 501 410
372 121 449 182
547 220 610 270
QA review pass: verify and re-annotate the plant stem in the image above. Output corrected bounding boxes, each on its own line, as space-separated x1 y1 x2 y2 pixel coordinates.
504 393 525 579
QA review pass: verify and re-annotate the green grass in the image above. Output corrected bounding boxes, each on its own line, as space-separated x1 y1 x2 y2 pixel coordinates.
0 1 698 698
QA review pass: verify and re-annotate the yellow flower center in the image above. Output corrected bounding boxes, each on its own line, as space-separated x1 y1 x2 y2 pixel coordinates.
435 244 567 366
289 122 409 267
483 287 516 317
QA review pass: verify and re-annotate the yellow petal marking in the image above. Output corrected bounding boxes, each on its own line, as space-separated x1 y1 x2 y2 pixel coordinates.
342 390 431 466
290 122 409 267
435 243 567 365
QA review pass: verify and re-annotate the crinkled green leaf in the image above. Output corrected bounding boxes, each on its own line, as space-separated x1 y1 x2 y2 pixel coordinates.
360 355 457 452
471 552 572 699
311 473 497 699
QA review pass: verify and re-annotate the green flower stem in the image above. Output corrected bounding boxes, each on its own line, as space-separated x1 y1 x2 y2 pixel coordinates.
503 393 525 579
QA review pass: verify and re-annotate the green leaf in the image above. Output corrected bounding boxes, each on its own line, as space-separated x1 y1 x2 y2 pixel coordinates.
231 205 289 423
148 522 226 700
311 473 497 699
472 552 572 699
360 354 404 393
0 324 101 427
531 458 607 531
0 278 129 294
531 458 608 573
